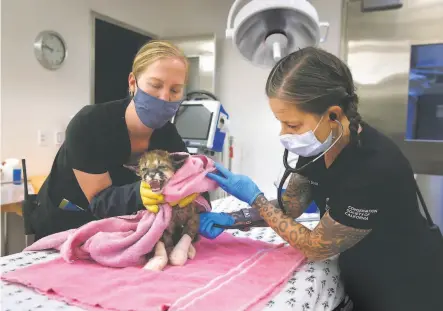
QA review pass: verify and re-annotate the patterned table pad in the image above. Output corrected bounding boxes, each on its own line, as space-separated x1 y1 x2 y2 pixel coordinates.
0 196 345 311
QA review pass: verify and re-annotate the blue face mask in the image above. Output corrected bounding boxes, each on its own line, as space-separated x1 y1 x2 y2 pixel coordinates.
133 85 182 129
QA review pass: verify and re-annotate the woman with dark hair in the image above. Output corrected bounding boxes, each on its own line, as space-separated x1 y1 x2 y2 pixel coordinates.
199 47 443 310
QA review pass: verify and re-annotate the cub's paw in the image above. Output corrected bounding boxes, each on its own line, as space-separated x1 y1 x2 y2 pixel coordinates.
143 255 167 271
187 244 196 260
169 250 188 266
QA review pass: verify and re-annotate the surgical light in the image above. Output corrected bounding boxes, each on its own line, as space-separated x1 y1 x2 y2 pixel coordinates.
226 0 330 68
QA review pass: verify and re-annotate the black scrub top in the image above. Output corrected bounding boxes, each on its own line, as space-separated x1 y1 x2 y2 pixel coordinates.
33 97 197 238
295 122 443 311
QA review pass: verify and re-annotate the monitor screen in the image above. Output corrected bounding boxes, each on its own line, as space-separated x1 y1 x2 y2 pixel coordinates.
174 104 213 140
405 43 443 141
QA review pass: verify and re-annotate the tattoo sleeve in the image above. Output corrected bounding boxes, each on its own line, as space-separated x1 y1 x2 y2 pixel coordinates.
277 173 313 219
252 195 371 261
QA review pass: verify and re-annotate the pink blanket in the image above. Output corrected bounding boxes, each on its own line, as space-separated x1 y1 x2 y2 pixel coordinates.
162 153 217 203
3 234 306 311
24 153 219 268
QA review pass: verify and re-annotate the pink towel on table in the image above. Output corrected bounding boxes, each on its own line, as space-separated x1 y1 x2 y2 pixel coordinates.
3 233 306 311
24 153 219 268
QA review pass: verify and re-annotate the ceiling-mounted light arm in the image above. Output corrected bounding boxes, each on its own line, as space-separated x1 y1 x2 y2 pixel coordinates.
226 0 248 38
225 0 329 68
265 33 289 62
319 22 330 43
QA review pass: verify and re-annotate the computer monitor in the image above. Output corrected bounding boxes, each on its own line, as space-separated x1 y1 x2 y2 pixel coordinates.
172 100 229 152
406 43 443 141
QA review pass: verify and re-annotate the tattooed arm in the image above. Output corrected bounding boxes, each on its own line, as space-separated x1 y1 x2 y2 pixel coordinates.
273 173 313 219
252 195 371 261
226 173 313 228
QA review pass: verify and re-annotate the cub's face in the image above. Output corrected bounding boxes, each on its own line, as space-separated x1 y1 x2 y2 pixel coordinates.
125 150 189 193
137 150 175 193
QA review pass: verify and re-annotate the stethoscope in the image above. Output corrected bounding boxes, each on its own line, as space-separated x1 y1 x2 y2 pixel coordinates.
215 113 443 244
277 114 343 213
214 113 343 230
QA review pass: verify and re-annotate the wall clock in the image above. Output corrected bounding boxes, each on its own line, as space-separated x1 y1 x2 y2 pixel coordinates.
33 30 67 70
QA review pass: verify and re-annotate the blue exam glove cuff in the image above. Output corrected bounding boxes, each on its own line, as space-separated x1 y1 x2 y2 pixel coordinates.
247 191 263 206
199 212 236 240
220 212 236 225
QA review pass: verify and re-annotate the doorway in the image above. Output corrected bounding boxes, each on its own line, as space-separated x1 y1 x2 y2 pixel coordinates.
92 13 154 104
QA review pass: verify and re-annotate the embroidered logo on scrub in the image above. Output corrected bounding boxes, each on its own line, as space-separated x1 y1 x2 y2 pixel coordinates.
344 206 378 221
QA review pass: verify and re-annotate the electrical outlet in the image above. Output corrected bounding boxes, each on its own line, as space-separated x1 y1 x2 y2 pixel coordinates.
54 131 65 145
37 130 49 146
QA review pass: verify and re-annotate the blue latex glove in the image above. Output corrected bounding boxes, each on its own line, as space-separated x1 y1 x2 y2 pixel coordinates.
199 212 235 239
207 162 263 205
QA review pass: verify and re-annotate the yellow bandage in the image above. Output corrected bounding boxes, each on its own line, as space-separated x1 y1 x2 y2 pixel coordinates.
140 181 198 211
145 205 159 214
170 193 199 208
140 181 164 213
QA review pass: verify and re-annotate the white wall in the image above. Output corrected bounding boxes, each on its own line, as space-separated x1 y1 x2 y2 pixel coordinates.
218 0 344 198
0 0 232 176
1 0 343 196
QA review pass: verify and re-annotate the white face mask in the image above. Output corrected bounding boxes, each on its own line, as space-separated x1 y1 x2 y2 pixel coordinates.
279 115 333 157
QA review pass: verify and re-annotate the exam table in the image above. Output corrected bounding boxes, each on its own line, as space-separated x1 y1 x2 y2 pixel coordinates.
0 196 347 311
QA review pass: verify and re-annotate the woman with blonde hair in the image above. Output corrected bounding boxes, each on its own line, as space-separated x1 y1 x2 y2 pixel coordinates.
31 40 232 239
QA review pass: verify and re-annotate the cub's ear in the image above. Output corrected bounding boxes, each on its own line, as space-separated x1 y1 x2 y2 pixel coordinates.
123 164 140 175
170 153 189 171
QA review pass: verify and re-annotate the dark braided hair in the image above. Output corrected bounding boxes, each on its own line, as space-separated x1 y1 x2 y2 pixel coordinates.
265 47 362 146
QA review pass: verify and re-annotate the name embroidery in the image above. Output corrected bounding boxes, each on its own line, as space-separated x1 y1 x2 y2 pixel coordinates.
344 206 378 221
309 180 319 186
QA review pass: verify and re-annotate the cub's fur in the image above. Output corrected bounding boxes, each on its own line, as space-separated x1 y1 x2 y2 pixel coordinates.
135 150 185 193
128 150 200 270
